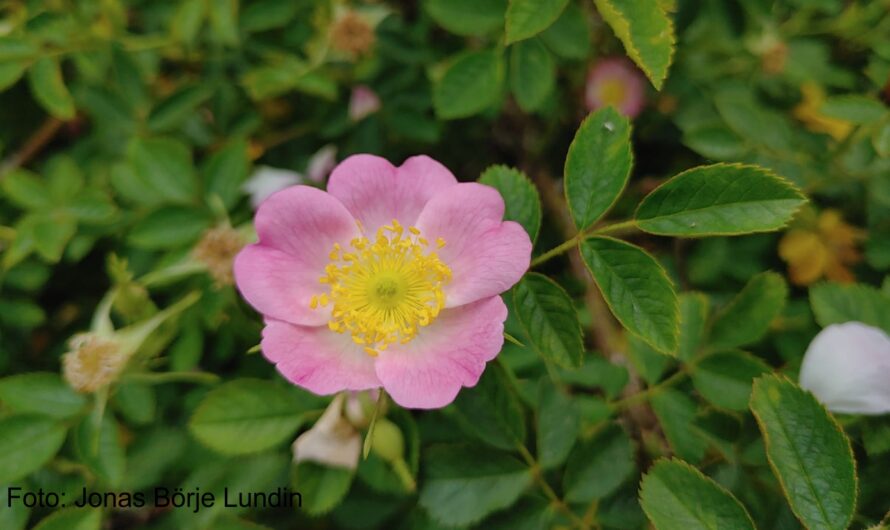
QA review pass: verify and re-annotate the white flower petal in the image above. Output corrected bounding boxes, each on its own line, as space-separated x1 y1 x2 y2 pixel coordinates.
242 166 303 209
306 145 338 183
799 321 890 415
292 394 361 470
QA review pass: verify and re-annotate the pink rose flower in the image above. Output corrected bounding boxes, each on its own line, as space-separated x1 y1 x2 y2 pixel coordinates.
349 85 381 121
234 155 532 409
585 57 646 118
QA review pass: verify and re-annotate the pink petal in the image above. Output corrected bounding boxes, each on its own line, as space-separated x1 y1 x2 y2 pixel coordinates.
326 154 458 234
585 57 647 118
415 183 532 307
374 296 507 409
348 86 382 122
233 186 359 326
262 319 381 395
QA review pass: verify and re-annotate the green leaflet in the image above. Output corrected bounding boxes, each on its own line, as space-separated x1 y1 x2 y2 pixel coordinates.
505 0 570 43
709 272 788 348
513 273 585 368
27 57 75 119
591 0 675 89
509 38 556 112
640 459 755 530
580 237 679 353
636 164 806 237
0 415 68 484
564 107 633 231
750 375 857 530
433 50 504 119
479 165 542 243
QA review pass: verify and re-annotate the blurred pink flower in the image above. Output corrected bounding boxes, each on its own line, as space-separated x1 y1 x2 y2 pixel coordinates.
799 322 890 415
306 144 338 183
242 166 302 209
585 57 646 118
234 155 531 408
349 85 381 121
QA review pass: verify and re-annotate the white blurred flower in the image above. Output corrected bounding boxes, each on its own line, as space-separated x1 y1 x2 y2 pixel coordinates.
242 166 302 209
349 85 381 122
305 145 337 183
292 394 361 470
799 322 890 415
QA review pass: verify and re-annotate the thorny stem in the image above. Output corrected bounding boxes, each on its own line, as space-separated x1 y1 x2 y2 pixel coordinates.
516 443 592 530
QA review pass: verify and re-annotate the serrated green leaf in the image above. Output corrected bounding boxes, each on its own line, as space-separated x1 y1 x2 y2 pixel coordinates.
563 424 634 502
0 372 87 418
31 508 101 530
692 351 770 411
426 0 507 35
513 273 584 368
453 362 526 450
640 459 755 530
581 237 679 352
750 375 857 530
809 282 890 334
0 415 67 483
189 379 318 455
479 165 542 242
709 272 788 348
591 0 674 89
419 444 532 527
27 57 75 119
433 50 504 120
537 379 580 470
676 292 709 361
636 164 806 236
505 0 570 43
564 107 632 230
509 38 556 112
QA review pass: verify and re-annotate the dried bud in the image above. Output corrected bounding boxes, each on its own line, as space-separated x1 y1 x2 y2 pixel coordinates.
194 226 245 286
330 11 375 58
761 40 788 75
62 334 125 393
293 394 361 470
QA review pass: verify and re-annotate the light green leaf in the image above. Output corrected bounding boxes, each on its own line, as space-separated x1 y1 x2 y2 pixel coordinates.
27 57 75 119
635 164 806 236
292 461 354 516
0 372 87 418
433 50 504 120
509 38 556 112
479 165 542 242
31 508 101 530
591 0 675 89
640 459 755 530
203 139 250 209
0 60 27 91
189 379 318 455
513 273 585 368
208 0 240 46
540 3 590 59
2 169 50 210
581 237 679 353
128 206 213 249
113 382 156 425
32 212 77 262
676 292 709 361
692 351 770 411
809 282 890 334
750 375 857 530
419 444 532 527
651 389 706 462
0 415 67 483
709 272 788 348
426 0 507 35
453 362 526 450
820 95 887 125
505 0 570 43
125 137 198 205
564 107 633 230
74 414 125 487
537 379 580 470
563 424 635 502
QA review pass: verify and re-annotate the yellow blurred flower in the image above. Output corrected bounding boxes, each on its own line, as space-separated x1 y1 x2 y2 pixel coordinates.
792 82 853 141
779 209 865 286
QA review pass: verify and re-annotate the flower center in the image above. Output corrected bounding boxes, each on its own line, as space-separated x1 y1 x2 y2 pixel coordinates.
599 78 626 107
311 219 451 356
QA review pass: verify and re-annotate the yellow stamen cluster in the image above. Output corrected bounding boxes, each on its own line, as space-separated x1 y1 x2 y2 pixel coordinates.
312 220 450 357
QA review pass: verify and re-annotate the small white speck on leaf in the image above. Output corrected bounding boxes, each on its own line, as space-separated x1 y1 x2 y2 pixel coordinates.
604 121 615 132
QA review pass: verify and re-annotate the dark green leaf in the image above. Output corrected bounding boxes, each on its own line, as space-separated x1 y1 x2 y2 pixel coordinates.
0 415 67 483
27 57 75 119
452 362 526 450
513 273 584 368
509 39 556 112
563 424 635 502
505 0 570 44
479 165 542 242
709 272 788 348
692 351 770 411
433 50 504 120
